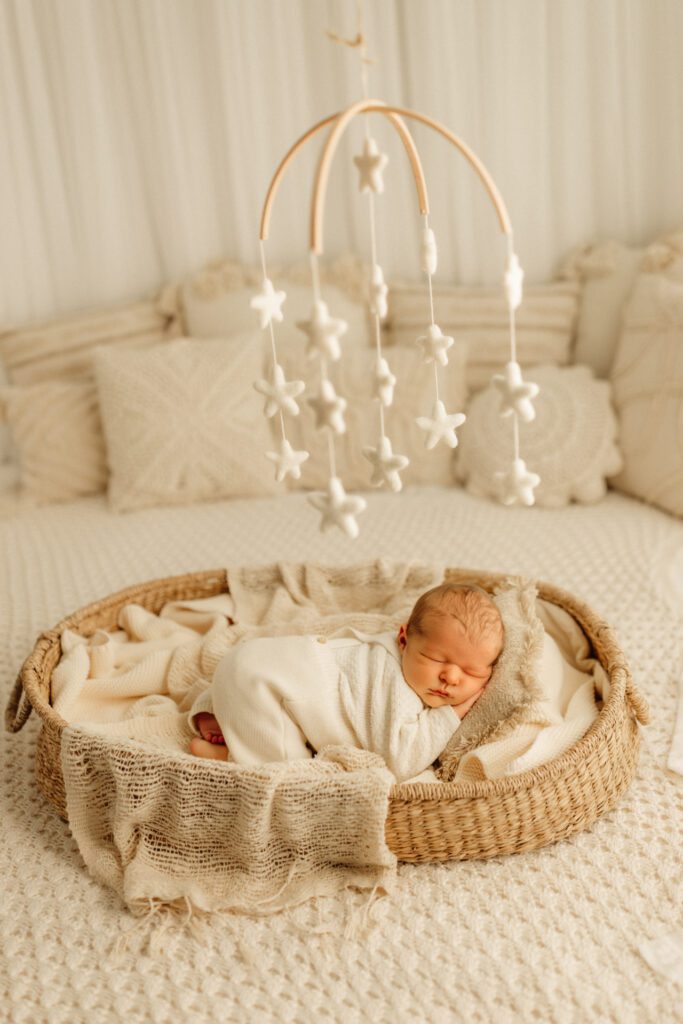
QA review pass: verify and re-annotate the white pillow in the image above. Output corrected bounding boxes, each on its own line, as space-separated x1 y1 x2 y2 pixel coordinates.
560 240 645 377
609 271 683 517
179 254 372 350
455 365 623 507
385 280 579 390
276 341 468 492
0 380 107 503
95 334 278 512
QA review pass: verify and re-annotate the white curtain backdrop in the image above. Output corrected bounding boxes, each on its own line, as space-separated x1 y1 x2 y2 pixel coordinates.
1 0 683 327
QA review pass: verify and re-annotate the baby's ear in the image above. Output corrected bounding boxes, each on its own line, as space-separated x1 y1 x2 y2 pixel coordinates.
397 624 408 649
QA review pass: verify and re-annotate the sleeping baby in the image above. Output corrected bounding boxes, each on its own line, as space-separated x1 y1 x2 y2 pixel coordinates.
187 583 504 782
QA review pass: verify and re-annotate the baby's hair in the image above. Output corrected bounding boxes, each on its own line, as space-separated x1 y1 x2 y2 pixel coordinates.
406 583 504 649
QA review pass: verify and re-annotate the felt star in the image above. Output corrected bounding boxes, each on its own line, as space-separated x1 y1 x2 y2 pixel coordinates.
362 435 410 493
253 363 305 418
307 378 347 434
265 438 310 483
421 226 438 275
416 400 466 450
372 356 396 407
495 458 541 507
503 253 524 310
307 475 367 539
250 278 286 329
368 263 388 320
353 136 389 194
416 323 454 367
492 361 539 423
296 300 348 362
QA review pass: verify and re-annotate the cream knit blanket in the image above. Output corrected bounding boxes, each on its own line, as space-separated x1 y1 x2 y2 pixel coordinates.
58 561 444 923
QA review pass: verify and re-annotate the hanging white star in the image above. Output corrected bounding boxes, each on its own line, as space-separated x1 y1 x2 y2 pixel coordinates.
307 378 347 434
373 356 396 407
253 363 305 418
296 300 348 362
368 263 388 320
250 278 286 329
307 476 367 539
492 361 539 423
495 458 541 506
416 323 454 367
353 136 389 194
416 400 466 450
503 252 524 310
362 435 410 493
421 226 438 275
265 438 310 483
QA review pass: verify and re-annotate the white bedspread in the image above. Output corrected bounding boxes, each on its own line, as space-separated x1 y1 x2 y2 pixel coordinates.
2 487 682 1022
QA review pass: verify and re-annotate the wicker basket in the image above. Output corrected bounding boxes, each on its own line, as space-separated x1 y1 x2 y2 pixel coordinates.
5 566 650 862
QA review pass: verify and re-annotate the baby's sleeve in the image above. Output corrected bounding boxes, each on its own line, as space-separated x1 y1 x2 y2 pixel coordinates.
340 647 460 782
187 685 214 735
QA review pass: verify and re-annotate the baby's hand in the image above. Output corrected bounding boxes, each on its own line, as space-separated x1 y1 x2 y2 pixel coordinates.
453 683 487 721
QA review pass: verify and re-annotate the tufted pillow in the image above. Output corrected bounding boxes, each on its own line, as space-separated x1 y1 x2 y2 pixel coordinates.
0 380 107 504
95 334 278 512
454 365 623 507
608 271 683 517
276 340 468 491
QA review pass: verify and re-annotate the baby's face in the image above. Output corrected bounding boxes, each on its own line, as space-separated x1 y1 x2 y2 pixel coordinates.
397 617 501 709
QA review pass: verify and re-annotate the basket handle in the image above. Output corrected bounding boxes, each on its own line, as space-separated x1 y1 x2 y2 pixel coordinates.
625 677 651 726
5 671 33 733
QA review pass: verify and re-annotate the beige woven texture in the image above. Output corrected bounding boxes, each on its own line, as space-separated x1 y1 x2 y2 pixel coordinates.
2 489 680 1022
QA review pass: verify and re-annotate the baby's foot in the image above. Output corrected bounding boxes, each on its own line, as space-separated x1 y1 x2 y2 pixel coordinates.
189 737 229 761
194 711 225 745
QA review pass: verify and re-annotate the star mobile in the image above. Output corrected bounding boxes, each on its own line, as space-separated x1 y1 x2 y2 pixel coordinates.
249 59 539 538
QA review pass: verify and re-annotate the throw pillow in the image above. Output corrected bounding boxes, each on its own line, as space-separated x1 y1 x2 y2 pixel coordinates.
0 290 181 386
95 334 279 512
179 254 372 349
385 280 579 390
276 341 468 492
0 380 107 503
560 239 645 377
608 272 683 517
454 364 623 507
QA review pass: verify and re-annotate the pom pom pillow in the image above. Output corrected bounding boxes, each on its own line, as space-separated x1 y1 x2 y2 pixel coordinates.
95 335 278 512
455 365 623 507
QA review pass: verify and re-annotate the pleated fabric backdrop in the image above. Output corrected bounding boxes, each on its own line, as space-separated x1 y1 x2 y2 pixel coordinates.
1 0 682 326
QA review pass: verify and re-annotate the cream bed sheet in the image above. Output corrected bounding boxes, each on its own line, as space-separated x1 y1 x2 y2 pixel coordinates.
2 487 682 1023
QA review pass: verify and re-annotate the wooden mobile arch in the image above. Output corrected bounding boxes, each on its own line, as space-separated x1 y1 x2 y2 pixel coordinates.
250 99 540 538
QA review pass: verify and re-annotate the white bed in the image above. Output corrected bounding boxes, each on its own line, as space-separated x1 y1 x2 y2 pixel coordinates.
2 485 682 1023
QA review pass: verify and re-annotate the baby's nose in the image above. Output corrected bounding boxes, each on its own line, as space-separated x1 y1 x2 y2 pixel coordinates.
440 664 462 686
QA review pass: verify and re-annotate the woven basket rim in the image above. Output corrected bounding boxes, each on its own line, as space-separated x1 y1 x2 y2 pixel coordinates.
12 563 648 802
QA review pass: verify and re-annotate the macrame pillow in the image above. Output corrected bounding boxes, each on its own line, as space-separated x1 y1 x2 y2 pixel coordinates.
95 334 278 512
608 269 683 517
436 578 545 781
454 364 623 507
276 340 467 491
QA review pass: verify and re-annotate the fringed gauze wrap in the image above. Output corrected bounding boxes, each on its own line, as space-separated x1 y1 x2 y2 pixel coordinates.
60 733 396 917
